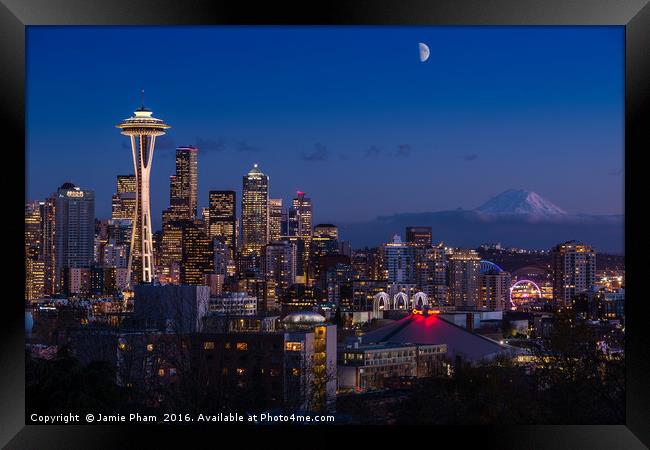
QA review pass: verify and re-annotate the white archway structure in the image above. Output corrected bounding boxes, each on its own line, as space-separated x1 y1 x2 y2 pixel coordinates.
373 292 391 315
373 291 429 314
412 291 429 309
394 292 409 310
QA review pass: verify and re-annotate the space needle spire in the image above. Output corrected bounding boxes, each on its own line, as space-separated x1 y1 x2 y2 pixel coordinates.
116 93 170 287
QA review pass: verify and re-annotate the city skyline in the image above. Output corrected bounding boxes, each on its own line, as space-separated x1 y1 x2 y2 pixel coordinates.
27 26 624 230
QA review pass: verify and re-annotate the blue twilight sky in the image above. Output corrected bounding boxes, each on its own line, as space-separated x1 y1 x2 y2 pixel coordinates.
26 26 624 230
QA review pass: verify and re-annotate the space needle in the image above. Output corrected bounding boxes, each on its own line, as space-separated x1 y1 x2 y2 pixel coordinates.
116 91 170 287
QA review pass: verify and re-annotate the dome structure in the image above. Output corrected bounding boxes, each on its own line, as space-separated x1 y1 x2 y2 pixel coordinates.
282 311 326 325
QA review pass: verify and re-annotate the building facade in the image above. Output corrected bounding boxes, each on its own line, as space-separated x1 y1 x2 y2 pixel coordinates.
208 190 237 254
241 164 269 257
384 234 416 284
168 146 198 221
54 183 95 292
405 226 433 248
447 249 481 309
479 269 512 310
552 241 596 305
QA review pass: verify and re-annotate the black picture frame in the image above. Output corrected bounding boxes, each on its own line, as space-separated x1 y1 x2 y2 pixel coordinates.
3 0 648 448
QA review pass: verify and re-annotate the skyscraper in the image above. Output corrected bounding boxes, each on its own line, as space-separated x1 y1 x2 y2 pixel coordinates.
180 220 214 285
268 198 283 242
159 220 183 284
264 240 297 291
116 98 170 286
288 191 312 240
208 190 237 252
414 245 447 305
406 226 433 248
40 196 57 296
552 241 596 305
313 224 338 240
241 164 269 257
111 175 137 220
479 269 511 310
447 249 481 309
384 234 416 284
169 146 198 221
25 201 45 300
288 192 313 283
54 182 95 290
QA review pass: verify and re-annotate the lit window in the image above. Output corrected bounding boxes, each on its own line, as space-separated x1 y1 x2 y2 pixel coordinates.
203 341 215 350
118 343 126 350
146 344 154 352
236 342 248 351
236 368 245 376
292 368 301 376
158 369 165 377
224 342 232 349
285 342 303 351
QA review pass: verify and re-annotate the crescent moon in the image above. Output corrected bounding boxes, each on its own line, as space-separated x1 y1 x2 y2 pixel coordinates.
418 42 430 62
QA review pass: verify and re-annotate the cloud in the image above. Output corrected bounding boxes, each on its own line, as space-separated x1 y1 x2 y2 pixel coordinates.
391 144 412 157
463 153 479 162
236 141 262 152
364 145 382 158
365 144 412 158
195 137 225 153
302 143 329 161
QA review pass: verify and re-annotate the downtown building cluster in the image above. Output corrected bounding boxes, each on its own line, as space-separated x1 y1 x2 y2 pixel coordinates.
25 102 625 410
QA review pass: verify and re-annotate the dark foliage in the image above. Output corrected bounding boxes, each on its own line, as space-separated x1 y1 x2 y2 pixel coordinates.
392 311 624 425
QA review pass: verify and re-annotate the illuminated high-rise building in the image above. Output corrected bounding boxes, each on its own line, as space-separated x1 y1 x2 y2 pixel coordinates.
479 269 511 310
384 234 416 284
159 220 183 284
552 241 596 305
25 201 42 260
241 164 269 257
40 196 57 295
288 191 312 240
208 190 237 252
180 220 214 285
268 198 283 242
116 174 137 194
447 249 481 308
169 146 198 220
200 207 210 235
288 192 313 283
405 226 432 248
111 175 136 220
116 97 170 286
414 244 447 305
54 183 95 289
313 224 338 240
264 240 297 291
25 201 44 300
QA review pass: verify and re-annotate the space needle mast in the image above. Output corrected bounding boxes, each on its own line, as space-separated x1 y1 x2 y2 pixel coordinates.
116 91 170 287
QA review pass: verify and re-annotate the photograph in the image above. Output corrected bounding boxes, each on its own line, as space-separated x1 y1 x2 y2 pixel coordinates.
23 24 627 427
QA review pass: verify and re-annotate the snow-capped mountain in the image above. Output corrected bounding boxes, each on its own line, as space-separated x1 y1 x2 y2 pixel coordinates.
339 189 623 252
476 189 567 217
